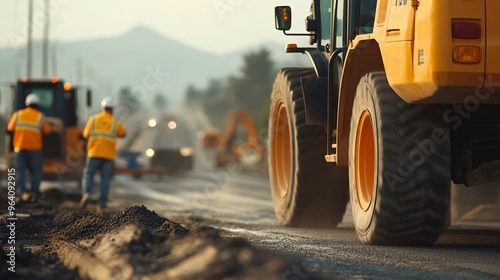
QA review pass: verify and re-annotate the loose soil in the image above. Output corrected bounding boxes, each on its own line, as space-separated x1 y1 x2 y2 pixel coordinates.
0 188 316 280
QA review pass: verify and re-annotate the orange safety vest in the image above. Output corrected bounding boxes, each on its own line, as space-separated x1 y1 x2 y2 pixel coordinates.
7 108 51 152
83 112 125 160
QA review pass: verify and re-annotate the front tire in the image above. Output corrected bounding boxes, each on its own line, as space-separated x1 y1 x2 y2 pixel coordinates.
269 68 349 228
349 72 451 245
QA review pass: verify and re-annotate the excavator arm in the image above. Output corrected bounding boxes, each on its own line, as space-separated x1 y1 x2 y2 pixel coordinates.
201 109 264 167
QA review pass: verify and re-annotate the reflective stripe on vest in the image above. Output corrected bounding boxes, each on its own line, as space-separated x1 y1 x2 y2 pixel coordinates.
90 116 118 141
16 111 43 133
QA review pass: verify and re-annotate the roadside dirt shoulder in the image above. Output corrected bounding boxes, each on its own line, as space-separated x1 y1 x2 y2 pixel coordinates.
0 188 317 279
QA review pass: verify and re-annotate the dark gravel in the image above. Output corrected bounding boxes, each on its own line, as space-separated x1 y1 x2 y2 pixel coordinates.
49 205 188 242
0 188 317 279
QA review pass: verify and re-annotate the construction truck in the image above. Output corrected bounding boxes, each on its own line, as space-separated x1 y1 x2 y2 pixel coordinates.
3 77 91 185
115 115 194 177
269 0 500 245
201 109 264 169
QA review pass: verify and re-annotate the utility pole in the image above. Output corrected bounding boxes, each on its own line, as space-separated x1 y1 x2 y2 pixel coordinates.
27 0 33 78
42 0 50 77
51 46 57 76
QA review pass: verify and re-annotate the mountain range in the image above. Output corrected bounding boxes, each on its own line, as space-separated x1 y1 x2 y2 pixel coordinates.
0 26 308 111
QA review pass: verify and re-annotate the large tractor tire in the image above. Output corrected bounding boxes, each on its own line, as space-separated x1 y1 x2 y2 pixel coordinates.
268 68 349 228
349 72 450 245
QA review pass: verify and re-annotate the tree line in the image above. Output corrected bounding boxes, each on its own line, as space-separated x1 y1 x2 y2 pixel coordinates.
184 48 276 131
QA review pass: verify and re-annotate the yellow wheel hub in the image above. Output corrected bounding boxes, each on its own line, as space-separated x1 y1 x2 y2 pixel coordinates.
355 110 375 211
272 101 291 199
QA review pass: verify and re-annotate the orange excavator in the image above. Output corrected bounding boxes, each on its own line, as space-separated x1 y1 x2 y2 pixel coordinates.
201 109 264 168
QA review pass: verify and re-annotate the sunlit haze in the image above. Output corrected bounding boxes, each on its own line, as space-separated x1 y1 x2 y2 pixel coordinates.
1 0 312 54
0 0 316 110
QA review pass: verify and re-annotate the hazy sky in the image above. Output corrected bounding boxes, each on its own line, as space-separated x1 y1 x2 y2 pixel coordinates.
1 0 312 54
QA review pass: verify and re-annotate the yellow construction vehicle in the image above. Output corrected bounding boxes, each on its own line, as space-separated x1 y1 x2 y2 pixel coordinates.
3 77 91 185
270 0 500 245
201 109 264 168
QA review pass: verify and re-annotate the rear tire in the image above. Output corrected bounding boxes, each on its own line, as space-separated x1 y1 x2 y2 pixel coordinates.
349 72 450 245
269 68 349 228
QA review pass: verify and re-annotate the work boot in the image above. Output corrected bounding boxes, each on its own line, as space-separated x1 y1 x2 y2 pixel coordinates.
79 193 89 209
22 192 33 202
96 206 108 215
15 196 22 204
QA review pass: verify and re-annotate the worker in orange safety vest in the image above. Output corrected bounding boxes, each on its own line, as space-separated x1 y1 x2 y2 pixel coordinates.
79 97 126 212
7 93 52 202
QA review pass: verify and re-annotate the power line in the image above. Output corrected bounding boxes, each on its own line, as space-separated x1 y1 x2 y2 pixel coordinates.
27 0 33 78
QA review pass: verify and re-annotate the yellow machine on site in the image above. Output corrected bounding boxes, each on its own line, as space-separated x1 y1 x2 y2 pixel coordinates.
201 109 264 168
270 0 500 245
3 77 91 185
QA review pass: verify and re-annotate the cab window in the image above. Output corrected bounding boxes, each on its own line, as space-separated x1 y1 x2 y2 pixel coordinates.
359 0 377 34
24 86 55 117
334 0 345 48
320 0 332 44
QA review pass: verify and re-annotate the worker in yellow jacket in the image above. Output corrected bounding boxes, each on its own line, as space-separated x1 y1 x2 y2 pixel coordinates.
7 94 52 202
79 97 126 212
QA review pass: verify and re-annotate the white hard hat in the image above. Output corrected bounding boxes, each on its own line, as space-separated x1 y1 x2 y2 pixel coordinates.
101 97 116 109
25 93 40 106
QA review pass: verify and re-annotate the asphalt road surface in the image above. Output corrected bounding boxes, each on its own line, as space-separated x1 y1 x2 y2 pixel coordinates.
93 167 499 280
78 105 500 280
37 105 499 279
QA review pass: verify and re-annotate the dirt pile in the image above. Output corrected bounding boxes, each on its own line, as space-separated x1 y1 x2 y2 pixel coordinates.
0 189 316 280
48 205 188 243
0 189 81 279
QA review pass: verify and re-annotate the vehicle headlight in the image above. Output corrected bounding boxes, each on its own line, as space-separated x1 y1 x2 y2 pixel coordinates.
180 147 194 157
146 148 155 157
148 119 157 128
168 121 177 130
